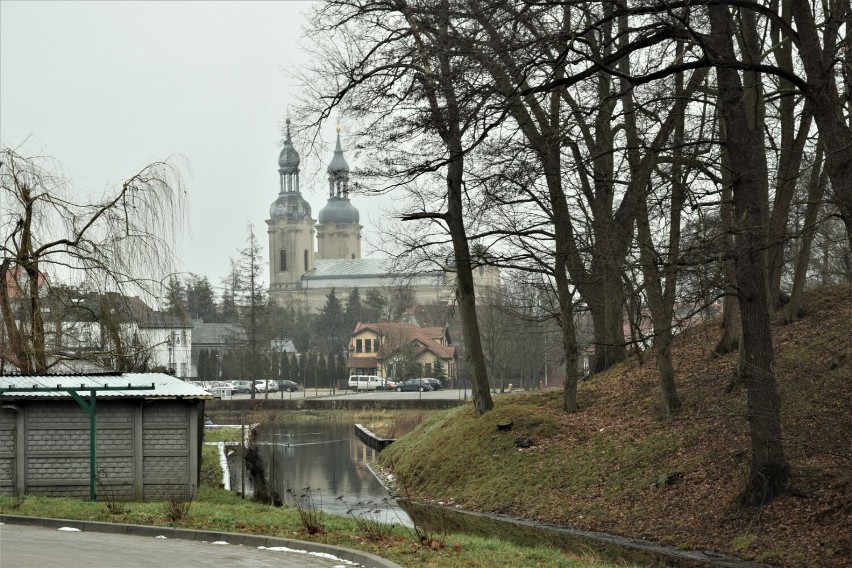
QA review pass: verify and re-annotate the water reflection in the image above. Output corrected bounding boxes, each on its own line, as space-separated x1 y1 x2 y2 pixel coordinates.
231 421 411 526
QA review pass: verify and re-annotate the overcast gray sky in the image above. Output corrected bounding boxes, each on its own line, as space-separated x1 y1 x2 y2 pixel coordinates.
1 0 382 289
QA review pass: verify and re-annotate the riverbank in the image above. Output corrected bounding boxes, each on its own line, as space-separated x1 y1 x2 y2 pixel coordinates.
376 285 851 568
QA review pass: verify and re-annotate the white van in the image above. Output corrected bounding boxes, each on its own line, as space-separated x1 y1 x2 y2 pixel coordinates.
347 375 385 391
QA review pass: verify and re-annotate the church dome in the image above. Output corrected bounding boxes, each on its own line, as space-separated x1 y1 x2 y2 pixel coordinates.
269 192 311 220
318 197 359 224
278 119 300 173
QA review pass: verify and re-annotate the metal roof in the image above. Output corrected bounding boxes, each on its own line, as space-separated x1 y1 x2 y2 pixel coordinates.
304 258 443 280
191 322 247 346
0 373 212 400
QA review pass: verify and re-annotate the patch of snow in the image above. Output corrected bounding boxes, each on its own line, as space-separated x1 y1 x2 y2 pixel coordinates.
258 546 359 565
155 535 168 539
58 527 81 532
210 541 230 545
218 441 230 491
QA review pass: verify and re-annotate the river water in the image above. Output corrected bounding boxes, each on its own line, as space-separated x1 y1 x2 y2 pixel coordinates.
230 421 412 526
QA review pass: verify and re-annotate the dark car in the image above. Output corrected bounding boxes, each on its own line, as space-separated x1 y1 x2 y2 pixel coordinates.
395 378 434 392
423 378 443 390
276 380 301 392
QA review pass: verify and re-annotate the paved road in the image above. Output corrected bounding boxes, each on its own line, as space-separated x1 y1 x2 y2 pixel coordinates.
0 523 358 568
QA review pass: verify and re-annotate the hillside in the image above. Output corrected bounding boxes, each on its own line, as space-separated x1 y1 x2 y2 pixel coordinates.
378 285 851 567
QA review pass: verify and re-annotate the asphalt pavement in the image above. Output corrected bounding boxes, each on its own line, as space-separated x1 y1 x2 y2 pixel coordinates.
0 516 402 568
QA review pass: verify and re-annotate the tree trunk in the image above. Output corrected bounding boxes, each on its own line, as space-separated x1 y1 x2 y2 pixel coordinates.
791 0 852 270
709 3 789 505
714 133 739 356
787 149 827 322
765 1 813 306
446 152 493 415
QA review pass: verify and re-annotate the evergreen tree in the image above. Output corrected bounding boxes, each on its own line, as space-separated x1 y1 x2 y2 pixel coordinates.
363 289 387 322
291 352 308 388
220 260 240 323
318 288 349 353
433 358 446 381
280 351 291 383
185 274 217 321
337 353 348 389
318 354 329 388
345 287 363 325
198 349 209 381
303 352 315 389
164 276 187 317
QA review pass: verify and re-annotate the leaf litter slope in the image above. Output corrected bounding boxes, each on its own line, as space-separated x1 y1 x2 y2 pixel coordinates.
379 284 852 567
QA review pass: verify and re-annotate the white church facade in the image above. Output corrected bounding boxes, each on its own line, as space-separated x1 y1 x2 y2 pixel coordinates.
266 122 498 312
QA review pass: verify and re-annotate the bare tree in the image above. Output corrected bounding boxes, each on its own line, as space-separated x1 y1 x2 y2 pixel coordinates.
0 147 184 374
301 0 495 414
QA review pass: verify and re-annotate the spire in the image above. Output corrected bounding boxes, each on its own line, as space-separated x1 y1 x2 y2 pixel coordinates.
327 125 350 198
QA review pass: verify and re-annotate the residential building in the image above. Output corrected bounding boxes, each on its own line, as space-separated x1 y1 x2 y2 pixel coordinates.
347 321 457 381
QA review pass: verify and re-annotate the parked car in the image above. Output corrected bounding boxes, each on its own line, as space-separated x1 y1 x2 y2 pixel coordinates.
276 380 301 392
384 380 396 391
395 378 434 392
254 380 278 393
422 378 443 390
232 380 252 394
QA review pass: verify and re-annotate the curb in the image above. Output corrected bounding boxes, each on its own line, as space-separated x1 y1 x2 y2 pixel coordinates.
0 515 404 568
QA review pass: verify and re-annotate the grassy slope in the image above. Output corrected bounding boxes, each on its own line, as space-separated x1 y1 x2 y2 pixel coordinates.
379 284 852 567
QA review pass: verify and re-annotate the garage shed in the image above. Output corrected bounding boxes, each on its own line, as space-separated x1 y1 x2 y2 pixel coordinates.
0 373 211 501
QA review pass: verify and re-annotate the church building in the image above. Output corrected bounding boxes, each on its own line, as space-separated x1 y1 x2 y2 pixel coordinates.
266 121 498 312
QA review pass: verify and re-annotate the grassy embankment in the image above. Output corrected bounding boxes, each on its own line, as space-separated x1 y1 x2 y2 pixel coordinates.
0 425 627 568
378 284 852 568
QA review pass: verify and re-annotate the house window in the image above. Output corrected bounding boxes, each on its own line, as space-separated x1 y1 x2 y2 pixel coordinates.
356 339 363 353
280 249 287 271
364 339 372 353
424 362 432 376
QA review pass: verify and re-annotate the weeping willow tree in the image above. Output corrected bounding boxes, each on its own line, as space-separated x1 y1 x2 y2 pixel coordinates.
0 147 185 375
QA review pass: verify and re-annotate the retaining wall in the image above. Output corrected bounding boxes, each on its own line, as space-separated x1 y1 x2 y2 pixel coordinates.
207 397 465 412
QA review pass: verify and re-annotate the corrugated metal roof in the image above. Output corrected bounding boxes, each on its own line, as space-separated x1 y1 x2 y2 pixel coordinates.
0 373 212 399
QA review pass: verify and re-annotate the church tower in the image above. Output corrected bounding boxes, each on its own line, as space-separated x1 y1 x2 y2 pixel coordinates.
316 127 361 260
266 119 315 294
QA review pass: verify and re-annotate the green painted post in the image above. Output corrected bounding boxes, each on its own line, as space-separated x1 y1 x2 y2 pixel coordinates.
90 389 97 501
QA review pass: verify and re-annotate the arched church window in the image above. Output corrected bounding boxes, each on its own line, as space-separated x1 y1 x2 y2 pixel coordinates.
280 249 287 271
304 249 309 271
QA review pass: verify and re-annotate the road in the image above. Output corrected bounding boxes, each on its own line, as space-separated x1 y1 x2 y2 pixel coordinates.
0 523 382 568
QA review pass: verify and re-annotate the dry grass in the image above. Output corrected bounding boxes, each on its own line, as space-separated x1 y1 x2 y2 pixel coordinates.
380 284 852 567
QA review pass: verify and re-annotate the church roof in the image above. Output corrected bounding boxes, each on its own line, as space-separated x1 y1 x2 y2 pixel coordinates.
306 258 386 278
304 258 441 280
